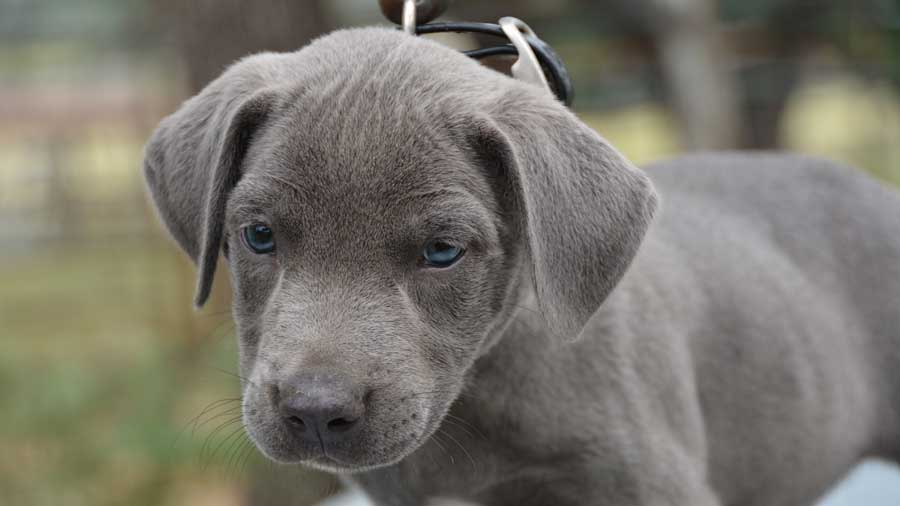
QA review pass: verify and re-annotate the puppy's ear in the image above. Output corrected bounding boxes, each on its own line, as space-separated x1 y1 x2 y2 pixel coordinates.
143 63 280 308
470 88 658 340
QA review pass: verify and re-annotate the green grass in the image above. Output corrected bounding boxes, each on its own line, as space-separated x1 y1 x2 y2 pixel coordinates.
0 243 264 506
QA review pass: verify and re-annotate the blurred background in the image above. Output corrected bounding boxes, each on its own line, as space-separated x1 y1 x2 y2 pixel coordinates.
1 0 898 505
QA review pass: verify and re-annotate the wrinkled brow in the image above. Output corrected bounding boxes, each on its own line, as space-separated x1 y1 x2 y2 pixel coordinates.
227 171 312 216
407 189 500 244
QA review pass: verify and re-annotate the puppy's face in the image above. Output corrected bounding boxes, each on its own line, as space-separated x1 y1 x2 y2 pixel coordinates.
143 28 656 474
228 103 522 471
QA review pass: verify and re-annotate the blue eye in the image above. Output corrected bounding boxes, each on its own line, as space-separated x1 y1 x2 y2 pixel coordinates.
243 224 275 254
422 240 464 267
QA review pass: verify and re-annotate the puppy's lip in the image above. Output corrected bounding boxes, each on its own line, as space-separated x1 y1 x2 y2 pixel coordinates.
301 451 387 474
264 434 394 472
303 451 349 470
293 428 429 473
263 444 353 471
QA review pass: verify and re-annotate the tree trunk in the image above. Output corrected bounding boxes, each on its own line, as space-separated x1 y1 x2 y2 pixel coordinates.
647 0 741 149
160 0 334 92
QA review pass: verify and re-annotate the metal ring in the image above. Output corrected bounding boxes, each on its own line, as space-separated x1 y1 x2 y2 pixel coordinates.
402 0 416 35
499 17 552 95
379 0 451 26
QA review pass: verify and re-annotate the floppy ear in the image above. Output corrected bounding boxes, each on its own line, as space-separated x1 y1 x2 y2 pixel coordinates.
143 64 280 308
471 88 658 340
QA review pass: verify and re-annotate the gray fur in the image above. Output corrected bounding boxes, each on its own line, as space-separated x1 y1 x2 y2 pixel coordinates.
143 28 900 506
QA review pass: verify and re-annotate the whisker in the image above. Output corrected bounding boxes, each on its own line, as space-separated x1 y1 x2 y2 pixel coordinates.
237 438 258 475
211 366 256 387
440 417 479 441
431 431 454 466
171 397 241 449
443 413 487 441
232 434 257 478
210 423 248 469
200 414 243 464
438 427 476 472
193 405 243 437
222 425 251 477
199 318 237 343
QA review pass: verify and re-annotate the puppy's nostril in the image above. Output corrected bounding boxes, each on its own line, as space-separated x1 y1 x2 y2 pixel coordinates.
326 416 359 433
285 415 307 431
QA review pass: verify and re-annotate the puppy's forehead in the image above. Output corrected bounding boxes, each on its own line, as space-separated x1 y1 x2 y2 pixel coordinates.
231 29 505 230
247 114 468 204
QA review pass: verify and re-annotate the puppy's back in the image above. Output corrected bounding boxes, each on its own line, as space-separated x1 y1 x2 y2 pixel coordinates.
645 152 900 345
639 152 900 498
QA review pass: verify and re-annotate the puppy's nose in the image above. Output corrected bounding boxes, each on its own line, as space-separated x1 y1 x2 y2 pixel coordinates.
276 371 365 444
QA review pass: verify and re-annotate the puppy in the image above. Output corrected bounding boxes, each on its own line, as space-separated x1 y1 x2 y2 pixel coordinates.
144 28 900 506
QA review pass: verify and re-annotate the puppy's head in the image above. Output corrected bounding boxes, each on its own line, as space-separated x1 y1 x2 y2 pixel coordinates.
144 28 656 472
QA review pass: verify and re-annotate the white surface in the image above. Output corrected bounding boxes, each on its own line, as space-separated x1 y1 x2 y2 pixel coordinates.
315 489 372 506
818 460 900 506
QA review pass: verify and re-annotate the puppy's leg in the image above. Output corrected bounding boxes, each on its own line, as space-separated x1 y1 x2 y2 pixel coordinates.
476 446 721 506
578 455 722 506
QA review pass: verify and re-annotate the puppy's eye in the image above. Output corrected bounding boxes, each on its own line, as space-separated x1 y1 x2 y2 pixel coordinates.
243 224 275 254
422 240 464 268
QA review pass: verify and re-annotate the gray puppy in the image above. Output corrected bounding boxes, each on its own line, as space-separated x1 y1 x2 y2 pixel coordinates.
144 28 900 506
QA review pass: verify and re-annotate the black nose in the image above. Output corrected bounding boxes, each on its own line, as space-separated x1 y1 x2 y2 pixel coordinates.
276 371 365 445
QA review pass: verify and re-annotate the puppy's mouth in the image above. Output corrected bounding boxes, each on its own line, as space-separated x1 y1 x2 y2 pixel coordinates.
301 448 380 474
299 432 432 473
243 385 445 472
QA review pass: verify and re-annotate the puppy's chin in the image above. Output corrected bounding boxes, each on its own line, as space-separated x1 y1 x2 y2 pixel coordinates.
252 435 422 473
289 445 416 474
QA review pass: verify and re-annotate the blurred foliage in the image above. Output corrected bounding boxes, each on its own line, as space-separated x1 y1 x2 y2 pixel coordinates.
0 0 899 505
0 0 160 87
0 238 336 505
0 242 242 505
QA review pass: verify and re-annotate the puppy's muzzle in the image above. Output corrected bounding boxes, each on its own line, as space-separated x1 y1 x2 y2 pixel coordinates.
272 370 367 447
